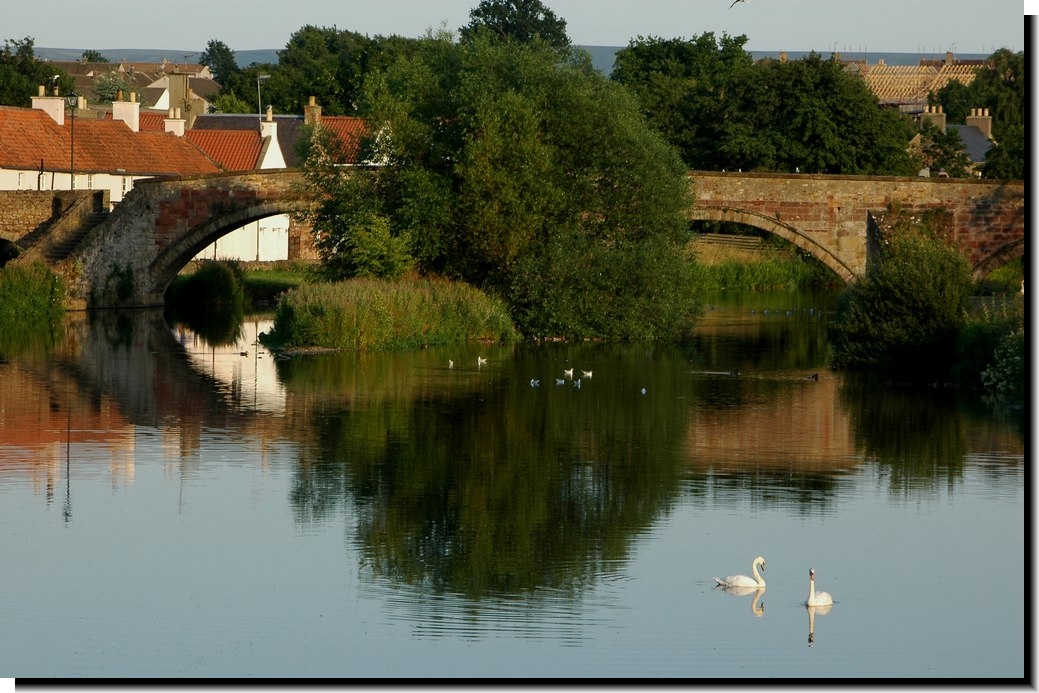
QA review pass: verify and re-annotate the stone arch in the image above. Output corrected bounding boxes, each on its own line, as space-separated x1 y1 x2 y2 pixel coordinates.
147 199 315 298
687 207 855 283
971 238 1024 281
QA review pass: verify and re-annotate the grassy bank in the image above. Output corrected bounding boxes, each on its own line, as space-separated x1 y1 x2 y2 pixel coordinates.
260 276 518 352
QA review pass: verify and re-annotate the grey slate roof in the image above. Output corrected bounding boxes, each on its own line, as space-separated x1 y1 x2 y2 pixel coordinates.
948 124 993 164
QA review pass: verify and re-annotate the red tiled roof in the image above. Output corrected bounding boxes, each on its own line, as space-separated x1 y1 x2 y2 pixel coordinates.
0 105 221 176
319 115 366 162
185 129 262 171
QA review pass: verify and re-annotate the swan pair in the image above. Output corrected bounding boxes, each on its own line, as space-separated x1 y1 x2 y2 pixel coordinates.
713 557 834 606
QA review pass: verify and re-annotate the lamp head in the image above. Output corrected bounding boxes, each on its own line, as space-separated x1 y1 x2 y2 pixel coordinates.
66 91 78 109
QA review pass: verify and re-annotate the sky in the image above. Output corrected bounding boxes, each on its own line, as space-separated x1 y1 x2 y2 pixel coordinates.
5 0 1025 56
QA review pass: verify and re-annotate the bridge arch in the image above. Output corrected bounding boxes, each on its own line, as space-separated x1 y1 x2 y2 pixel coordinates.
971 238 1024 281
148 200 314 297
688 207 855 283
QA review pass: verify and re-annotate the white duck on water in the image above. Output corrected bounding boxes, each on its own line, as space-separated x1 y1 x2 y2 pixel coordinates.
713 556 766 588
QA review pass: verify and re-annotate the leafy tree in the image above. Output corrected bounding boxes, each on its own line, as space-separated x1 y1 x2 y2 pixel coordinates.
92 71 138 104
459 0 571 48
210 92 253 114
980 122 1024 179
271 25 375 116
934 47 1025 179
829 212 973 380
915 121 973 178
81 49 108 63
301 31 701 340
612 36 919 175
200 39 240 87
0 37 70 106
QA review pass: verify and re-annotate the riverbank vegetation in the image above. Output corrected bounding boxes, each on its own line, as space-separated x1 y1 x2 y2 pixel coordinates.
828 211 1023 402
260 276 517 352
0 261 66 356
297 27 702 342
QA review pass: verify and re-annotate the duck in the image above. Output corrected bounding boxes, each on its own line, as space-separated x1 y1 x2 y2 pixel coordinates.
713 556 766 588
805 568 833 607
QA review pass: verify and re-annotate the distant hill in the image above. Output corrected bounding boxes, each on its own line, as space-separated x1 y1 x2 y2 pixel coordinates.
34 46 990 76
34 47 280 66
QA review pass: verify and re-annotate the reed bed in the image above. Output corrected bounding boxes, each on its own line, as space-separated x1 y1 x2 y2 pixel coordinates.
689 243 827 290
263 276 518 351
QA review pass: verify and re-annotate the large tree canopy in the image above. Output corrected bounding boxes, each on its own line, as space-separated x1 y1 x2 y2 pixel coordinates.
459 0 570 47
0 38 71 107
301 31 701 340
612 34 919 175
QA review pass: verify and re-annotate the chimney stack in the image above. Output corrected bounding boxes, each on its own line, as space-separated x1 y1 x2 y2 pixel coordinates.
112 90 140 132
965 107 992 139
304 96 322 125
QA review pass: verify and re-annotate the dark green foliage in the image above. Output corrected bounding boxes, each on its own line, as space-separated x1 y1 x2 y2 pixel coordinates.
612 36 920 175
934 48 1025 179
166 259 245 308
0 37 71 107
303 33 701 341
200 39 240 87
915 121 973 178
981 329 1024 404
828 219 973 380
459 0 571 48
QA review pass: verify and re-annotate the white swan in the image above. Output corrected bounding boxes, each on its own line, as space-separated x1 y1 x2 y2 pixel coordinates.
563 368 574 379
805 568 833 606
713 556 766 588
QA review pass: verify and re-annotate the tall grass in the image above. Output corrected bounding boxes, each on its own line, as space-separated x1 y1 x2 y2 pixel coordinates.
689 243 831 290
262 276 518 351
0 261 66 356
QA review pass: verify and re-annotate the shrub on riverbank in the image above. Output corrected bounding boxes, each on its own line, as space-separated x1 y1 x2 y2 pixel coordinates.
260 276 518 351
828 223 973 381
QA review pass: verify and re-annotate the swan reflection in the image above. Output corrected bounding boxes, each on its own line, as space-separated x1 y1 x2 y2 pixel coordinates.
805 603 833 646
714 584 766 617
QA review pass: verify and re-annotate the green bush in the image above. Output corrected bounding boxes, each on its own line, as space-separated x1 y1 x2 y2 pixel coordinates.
981 329 1024 404
261 276 518 351
829 224 973 381
166 260 245 308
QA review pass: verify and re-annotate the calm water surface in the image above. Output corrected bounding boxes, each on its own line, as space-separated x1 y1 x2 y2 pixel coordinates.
0 291 1025 679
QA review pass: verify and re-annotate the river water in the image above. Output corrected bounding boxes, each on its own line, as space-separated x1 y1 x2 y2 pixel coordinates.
0 290 1025 680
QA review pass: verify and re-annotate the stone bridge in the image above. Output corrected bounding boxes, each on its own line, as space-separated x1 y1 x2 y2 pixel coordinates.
4 169 1025 308
688 171 1025 283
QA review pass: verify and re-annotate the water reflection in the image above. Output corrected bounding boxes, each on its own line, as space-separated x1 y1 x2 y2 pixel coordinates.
806 603 833 646
0 300 1024 606
714 585 767 618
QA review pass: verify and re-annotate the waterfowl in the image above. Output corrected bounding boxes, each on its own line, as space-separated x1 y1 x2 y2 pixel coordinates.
805 568 833 607
713 556 766 588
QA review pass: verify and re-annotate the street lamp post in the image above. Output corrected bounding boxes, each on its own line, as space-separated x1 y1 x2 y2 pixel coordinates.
65 91 77 190
256 74 270 120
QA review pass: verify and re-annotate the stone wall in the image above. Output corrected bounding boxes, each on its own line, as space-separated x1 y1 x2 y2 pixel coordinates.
0 190 93 242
